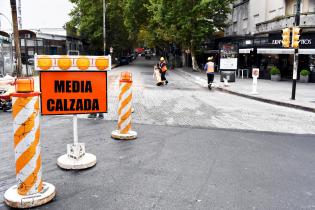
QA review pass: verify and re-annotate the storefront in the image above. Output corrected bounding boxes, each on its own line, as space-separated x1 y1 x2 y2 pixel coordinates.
234 32 315 81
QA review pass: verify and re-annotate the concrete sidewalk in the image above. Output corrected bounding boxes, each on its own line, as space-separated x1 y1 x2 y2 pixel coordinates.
177 67 315 113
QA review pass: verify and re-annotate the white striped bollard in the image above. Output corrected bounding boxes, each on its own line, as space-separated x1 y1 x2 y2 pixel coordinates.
4 78 55 208
111 72 137 140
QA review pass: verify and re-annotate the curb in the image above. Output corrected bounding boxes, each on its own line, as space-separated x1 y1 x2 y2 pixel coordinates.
176 68 315 113
215 86 315 113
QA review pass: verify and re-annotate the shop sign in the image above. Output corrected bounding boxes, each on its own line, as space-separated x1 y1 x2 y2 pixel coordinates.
220 58 238 70
252 68 259 78
220 43 238 70
271 39 312 46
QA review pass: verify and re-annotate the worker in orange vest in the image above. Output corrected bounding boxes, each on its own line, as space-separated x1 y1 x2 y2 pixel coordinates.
204 57 215 90
159 57 168 85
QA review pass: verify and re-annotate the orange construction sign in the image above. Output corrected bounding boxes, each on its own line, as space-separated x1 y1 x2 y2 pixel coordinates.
40 71 107 115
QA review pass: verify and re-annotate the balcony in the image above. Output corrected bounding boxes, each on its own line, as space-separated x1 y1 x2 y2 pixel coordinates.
256 13 315 33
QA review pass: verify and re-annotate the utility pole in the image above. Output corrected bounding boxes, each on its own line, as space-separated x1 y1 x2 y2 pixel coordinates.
17 0 22 29
10 0 22 77
291 0 301 100
103 0 106 55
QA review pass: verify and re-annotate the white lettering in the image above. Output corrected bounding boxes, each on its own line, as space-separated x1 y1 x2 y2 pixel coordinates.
272 40 282 45
300 39 312 45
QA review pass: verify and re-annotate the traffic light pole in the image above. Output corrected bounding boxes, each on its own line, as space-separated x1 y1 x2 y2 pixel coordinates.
291 50 298 99
291 0 301 100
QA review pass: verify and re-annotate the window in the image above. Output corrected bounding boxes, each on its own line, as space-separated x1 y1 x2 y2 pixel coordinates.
233 10 238 22
233 23 237 32
243 19 248 29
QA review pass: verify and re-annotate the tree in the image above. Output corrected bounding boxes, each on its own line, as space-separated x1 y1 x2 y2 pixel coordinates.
68 0 234 69
147 0 234 70
123 0 150 43
68 0 131 55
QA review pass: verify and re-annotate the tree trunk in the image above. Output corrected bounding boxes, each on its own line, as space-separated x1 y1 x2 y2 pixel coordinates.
10 0 22 77
190 41 200 72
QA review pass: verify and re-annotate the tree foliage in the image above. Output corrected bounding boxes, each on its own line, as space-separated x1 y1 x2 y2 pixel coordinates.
68 0 234 67
147 0 234 70
67 0 131 55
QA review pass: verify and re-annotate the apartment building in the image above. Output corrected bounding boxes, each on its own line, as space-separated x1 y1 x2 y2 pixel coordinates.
221 0 315 80
0 28 84 75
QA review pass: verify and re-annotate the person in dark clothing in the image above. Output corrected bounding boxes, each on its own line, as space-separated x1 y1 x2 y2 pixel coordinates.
159 57 168 85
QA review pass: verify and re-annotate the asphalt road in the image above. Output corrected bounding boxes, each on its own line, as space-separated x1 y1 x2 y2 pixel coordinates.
101 57 315 134
1 57 315 210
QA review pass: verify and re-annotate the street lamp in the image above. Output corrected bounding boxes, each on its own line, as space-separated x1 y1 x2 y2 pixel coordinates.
103 0 107 56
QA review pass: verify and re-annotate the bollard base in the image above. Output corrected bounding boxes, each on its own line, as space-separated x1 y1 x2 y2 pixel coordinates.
4 182 55 209
111 130 137 140
251 91 258 95
57 153 97 170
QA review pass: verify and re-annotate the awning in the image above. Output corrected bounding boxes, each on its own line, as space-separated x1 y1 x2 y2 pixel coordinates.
257 48 294 54
239 48 253 54
298 49 315 54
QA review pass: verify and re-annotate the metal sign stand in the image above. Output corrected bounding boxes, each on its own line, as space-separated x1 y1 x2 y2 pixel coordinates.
57 115 97 170
251 68 259 95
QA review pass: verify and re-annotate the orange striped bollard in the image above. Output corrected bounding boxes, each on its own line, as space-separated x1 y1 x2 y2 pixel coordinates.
111 72 137 140
4 78 55 209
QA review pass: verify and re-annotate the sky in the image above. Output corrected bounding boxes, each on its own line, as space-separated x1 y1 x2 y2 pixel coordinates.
0 0 74 31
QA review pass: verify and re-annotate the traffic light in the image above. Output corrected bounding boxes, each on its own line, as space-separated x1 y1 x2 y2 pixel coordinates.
282 28 291 48
292 27 301 49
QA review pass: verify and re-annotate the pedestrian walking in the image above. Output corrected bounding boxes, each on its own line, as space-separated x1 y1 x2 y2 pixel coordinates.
159 57 168 85
204 57 215 90
153 63 163 86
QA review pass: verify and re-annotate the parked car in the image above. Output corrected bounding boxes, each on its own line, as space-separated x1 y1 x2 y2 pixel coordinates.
27 58 34 65
127 55 133 63
119 56 130 65
130 53 137 60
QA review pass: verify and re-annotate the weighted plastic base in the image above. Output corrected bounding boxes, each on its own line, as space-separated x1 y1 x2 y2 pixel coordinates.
111 130 137 140
4 182 55 209
57 153 97 170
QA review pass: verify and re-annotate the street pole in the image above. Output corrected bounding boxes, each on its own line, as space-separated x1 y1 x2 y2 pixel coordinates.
103 0 106 56
10 0 22 77
291 0 301 100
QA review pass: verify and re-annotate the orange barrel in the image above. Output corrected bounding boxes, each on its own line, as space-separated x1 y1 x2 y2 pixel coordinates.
11 92 42 195
15 78 34 93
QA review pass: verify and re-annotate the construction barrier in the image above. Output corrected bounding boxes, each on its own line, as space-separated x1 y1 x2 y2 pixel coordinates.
4 78 55 209
111 72 137 140
35 55 105 170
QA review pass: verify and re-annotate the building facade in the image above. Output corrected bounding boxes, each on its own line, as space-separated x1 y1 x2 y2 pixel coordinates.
222 0 315 80
0 28 84 75
0 31 13 75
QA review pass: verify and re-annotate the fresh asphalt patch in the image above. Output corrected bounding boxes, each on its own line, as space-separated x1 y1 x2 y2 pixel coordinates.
1 114 315 209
